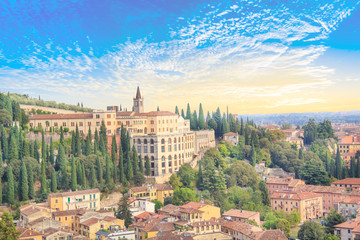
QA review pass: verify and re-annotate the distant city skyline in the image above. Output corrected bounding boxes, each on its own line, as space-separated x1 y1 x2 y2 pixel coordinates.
1 0 360 114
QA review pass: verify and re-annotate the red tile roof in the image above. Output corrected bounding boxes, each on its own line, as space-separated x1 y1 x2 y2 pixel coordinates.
334 218 360 229
270 191 321 200
29 113 93 120
223 209 259 219
52 209 86 217
332 178 360 185
17 227 43 238
223 132 238 136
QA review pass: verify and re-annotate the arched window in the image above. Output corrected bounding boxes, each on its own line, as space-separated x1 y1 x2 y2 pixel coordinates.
151 156 155 161
178 137 181 142
144 139 148 144
168 155 172 161
168 138 171 144
162 156 165 161
174 155 177 160
137 139 141 144
151 139 154 144
174 138 177 143
161 139 165 144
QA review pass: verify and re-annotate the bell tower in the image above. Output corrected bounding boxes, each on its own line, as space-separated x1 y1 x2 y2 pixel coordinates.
133 86 144 113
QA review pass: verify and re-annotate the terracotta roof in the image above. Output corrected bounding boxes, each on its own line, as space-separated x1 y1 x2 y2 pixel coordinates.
223 132 238 137
143 222 174 233
116 111 134 117
181 202 206 210
158 204 180 214
223 209 259 219
221 220 262 237
270 191 321 200
189 220 219 227
154 184 173 191
52 209 86 217
179 208 203 214
147 232 193 240
254 229 288 240
266 177 304 188
294 184 347 194
103 216 117 222
339 197 360 205
334 218 360 229
17 227 42 238
130 186 147 193
81 217 100 227
332 178 360 185
21 207 42 216
48 188 100 198
29 113 93 120
134 111 177 117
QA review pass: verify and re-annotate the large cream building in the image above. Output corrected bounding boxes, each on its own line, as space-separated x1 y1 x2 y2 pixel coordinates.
28 87 215 177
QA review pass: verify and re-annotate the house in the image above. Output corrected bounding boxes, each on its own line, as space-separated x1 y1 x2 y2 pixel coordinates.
223 132 239 146
129 184 173 204
79 216 124 240
179 202 221 222
132 218 175 240
337 197 360 219
130 198 156 214
52 209 86 231
42 228 85 240
17 227 43 240
96 229 136 240
334 218 360 240
332 178 360 191
157 204 181 222
270 191 323 222
222 209 261 226
28 217 62 232
48 188 101 211
266 177 305 194
75 210 115 232
185 219 222 235
19 203 51 227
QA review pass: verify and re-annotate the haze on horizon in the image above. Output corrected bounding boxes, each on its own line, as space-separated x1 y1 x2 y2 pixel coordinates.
1 0 360 115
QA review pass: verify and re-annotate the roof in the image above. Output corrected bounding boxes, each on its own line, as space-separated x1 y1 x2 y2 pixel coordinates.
254 229 288 240
29 113 93 120
332 178 360 185
158 204 180 214
48 188 100 198
334 218 360 229
81 217 100 227
294 184 347 194
221 220 262 237
53 209 86 217
266 177 304 187
181 202 207 210
96 230 109 236
143 222 175 233
189 220 219 227
223 132 238 137
134 111 178 117
147 232 193 240
270 191 321 200
17 227 42 238
136 86 142 99
21 206 42 216
340 197 360 205
130 184 173 193
223 209 259 219
154 184 173 191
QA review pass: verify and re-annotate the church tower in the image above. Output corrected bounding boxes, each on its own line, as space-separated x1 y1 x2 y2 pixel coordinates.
133 86 144 113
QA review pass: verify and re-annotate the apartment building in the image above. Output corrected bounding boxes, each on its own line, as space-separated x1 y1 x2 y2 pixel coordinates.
266 177 305 195
48 189 101 211
179 202 221 222
332 178 360 191
129 184 173 204
270 191 323 222
222 209 261 226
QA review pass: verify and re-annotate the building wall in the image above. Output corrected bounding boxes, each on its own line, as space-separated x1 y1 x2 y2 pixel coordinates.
335 228 353 240
53 213 78 231
48 191 100 211
80 219 124 240
199 205 221 221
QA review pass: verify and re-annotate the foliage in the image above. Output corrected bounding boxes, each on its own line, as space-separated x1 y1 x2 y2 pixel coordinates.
172 188 198 205
151 200 163 213
0 211 20 240
116 192 133 228
298 221 327 240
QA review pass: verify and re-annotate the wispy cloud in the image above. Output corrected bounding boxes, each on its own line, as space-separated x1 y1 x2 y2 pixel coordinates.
0 0 359 113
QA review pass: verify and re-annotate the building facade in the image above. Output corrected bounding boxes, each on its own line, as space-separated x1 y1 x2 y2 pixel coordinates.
48 189 101 211
28 87 215 177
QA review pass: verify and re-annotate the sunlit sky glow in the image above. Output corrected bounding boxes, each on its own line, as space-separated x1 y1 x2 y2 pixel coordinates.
1 0 360 114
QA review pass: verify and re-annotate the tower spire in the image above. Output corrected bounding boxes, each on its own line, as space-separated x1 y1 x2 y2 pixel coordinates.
136 86 141 99
133 86 144 113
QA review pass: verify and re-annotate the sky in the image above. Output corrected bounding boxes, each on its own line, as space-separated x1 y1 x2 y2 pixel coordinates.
1 0 360 115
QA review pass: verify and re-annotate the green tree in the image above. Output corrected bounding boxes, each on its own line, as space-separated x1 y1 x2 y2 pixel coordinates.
40 160 47 195
94 129 99 154
111 135 118 182
8 135 18 162
0 109 12 126
244 124 250 145
151 200 163 213
0 211 20 240
116 191 133 228
299 159 330 185
0 179 2 204
41 131 46 161
325 209 345 234
60 126 64 147
90 165 96 188
6 165 15 204
335 146 342 179
145 155 151 176
1 125 8 161
276 219 290 237
177 163 195 188
181 109 185 118
175 106 179 115
81 163 87 188
96 156 103 185
49 138 54 164
51 167 57 192
119 144 125 184
186 103 191 120
126 157 133 181
259 180 270 206
197 161 204 190
28 166 35 199
75 124 81 156
19 161 29 201
105 155 112 185
57 144 68 188
172 188 198 205
85 127 92 156
71 157 77 191
100 120 108 154
169 174 182 191
191 110 198 130
250 144 256 166
138 154 144 173
298 221 326 240
133 171 146 186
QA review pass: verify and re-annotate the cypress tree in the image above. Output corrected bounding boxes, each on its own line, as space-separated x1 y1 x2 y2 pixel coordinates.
40 160 47 195
0 179 2 204
299 148 304 160
41 131 46 161
96 156 103 185
8 135 18 162
0 145 2 166
90 165 96 188
94 129 99 154
28 166 34 199
85 127 91 156
71 157 77 191
138 154 144 173
111 135 117 181
60 126 64 147
5 93 13 120
50 138 55 164
34 140 40 162
30 141 34 158
197 161 204 190
357 157 360 178
1 125 8 161
181 109 185 118
71 131 76 155
198 103 205 129
82 163 87 188
19 161 29 201
175 106 179 115
145 155 151 176
120 124 126 154
186 103 191 120
77 160 83 186
100 120 107 151
126 156 133 181
6 165 15 204
351 157 356 178
132 146 138 175
221 114 229 135
57 144 68 188
22 139 30 158
250 144 256 166
99 135 105 155
335 146 342 179
50 167 57 192
18 129 23 159
75 124 81 157
119 143 125 184
191 110 198 130
245 124 250 145
105 155 111 185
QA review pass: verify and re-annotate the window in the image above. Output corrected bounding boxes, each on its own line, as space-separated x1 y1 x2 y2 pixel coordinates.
63 122 66 127
138 146 141 153
79 122 83 126
161 146 165 152
56 199 58 203
96 122 100 126
151 146 154 153
83 195 85 200
71 122 75 127
161 139 165 144
144 139 147 144
88 122 91 126
96 114 100 119
144 146 148 153
107 121 111 126
68 197 70 203
138 139 141 144
168 145 172 152
168 138 171 144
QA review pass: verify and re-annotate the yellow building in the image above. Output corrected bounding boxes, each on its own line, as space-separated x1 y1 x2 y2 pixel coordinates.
79 216 124 240
52 209 86 231
27 87 215 177
17 227 43 240
48 189 101 211
132 219 175 240
19 203 51 227
129 184 173 204
179 202 221 222
270 191 323 222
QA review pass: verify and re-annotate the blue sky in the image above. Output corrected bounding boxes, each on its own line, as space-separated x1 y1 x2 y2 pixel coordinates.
1 0 360 114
